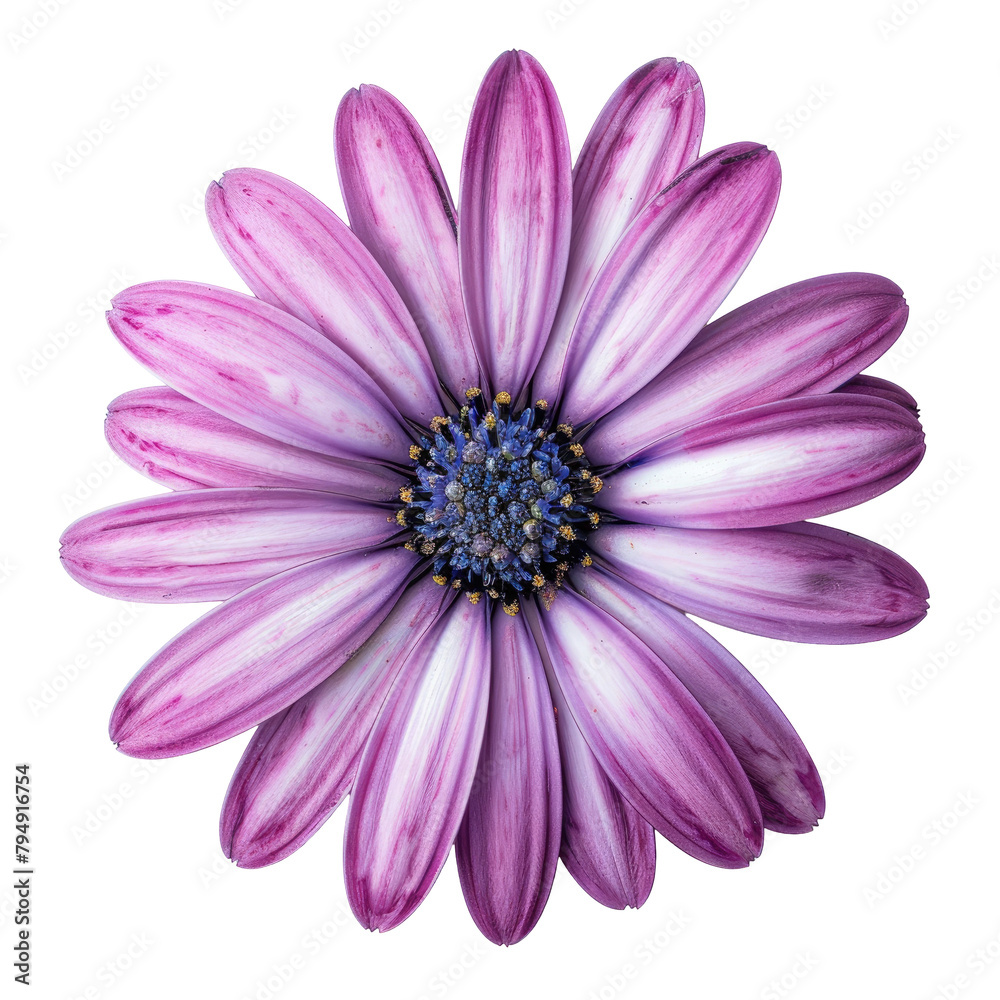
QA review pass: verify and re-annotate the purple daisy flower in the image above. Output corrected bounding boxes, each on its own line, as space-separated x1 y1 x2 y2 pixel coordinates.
61 50 928 945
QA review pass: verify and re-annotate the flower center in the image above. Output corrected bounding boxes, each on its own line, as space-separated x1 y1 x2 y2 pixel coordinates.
396 388 603 614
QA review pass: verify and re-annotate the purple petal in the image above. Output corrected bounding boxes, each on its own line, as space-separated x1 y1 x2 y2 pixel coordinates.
527 591 763 868
459 50 572 396
602 394 925 529
206 168 442 423
344 599 490 932
588 273 909 463
105 387 404 499
221 577 449 868
541 642 655 908
107 281 412 464
534 58 704 402
835 373 919 414
591 521 929 643
335 85 480 400
572 566 825 833
455 609 561 945
558 143 781 423
60 488 396 603
109 547 417 758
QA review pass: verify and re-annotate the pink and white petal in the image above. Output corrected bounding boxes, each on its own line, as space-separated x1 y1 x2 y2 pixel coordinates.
541 640 655 908
558 143 781 423
105 388 404 500
835 373 919 413
206 168 442 423
335 85 479 400
109 547 417 758
591 522 929 644
571 566 824 833
455 608 561 945
527 592 763 868
108 282 411 464
602 394 925 529
221 577 450 868
459 50 572 396
60 488 397 604
344 599 491 932
588 273 909 463
534 59 704 402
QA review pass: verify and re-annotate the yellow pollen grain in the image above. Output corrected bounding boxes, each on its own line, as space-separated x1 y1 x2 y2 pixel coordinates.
465 386 482 399
558 526 576 541
502 600 520 616
535 399 549 410
487 588 500 599
581 553 593 567
395 510 408 526
589 511 601 526
432 574 448 586
557 562 569 573
560 493 573 507
451 580 462 590
409 444 422 460
399 486 413 502
532 574 545 588
569 443 585 457
494 391 511 405
556 422 573 437
467 591 482 604
430 415 448 432
590 476 604 493
580 469 592 480
483 412 496 429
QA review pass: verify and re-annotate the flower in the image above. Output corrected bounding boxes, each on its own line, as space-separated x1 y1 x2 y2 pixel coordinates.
60 50 928 945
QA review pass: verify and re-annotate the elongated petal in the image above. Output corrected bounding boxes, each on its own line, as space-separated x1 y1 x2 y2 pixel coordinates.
534 59 704 402
558 143 781 423
528 592 763 868
835 373 919 413
221 577 449 868
335 85 479 400
459 50 572 396
588 273 909 463
455 609 561 945
206 168 441 423
540 637 655 908
105 387 404 499
591 522 929 643
345 599 490 931
110 548 416 757
60 488 396 603
108 281 411 464
603 394 924 529
572 566 824 833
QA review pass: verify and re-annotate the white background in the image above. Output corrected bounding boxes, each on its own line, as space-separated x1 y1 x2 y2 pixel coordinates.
3 0 999 997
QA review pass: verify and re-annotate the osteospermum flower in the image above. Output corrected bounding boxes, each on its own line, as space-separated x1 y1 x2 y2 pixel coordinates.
61 51 928 944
